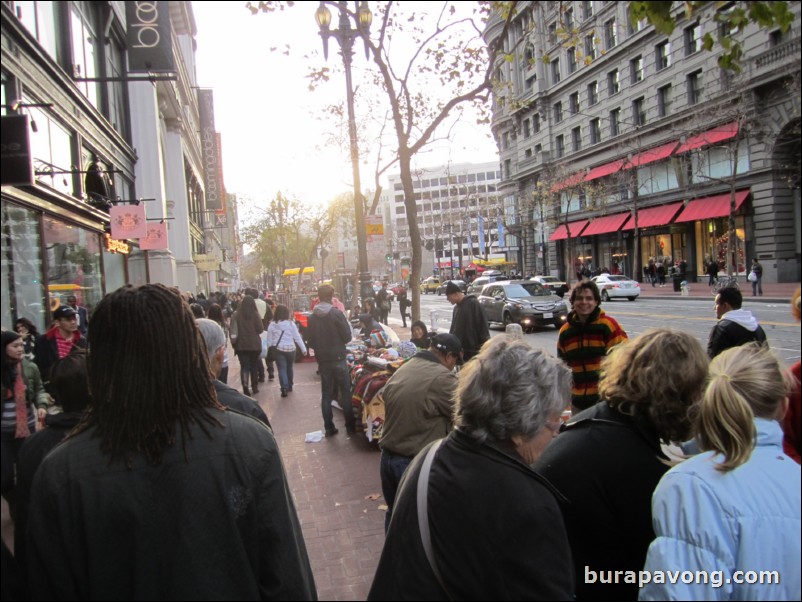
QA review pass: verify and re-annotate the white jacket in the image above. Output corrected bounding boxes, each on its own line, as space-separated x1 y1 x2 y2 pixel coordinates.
267 320 306 355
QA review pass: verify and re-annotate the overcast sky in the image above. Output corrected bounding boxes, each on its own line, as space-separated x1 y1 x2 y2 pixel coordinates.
192 2 499 216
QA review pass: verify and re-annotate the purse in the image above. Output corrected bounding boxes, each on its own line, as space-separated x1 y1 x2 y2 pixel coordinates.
267 330 285 362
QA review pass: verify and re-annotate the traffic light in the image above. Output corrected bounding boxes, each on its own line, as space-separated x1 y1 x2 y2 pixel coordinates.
386 253 392 263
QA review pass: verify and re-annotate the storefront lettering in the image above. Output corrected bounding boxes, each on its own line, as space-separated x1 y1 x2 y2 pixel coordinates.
104 233 131 254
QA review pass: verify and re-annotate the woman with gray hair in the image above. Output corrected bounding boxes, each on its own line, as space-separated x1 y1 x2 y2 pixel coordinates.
368 337 574 600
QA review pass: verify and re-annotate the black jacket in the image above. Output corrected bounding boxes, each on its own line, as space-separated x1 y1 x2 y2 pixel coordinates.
213 380 270 428
307 303 352 363
707 311 768 358
34 328 88 391
369 430 573 601
449 295 489 357
534 403 670 601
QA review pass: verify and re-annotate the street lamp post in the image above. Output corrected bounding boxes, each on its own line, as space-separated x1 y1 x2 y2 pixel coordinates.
315 1 374 303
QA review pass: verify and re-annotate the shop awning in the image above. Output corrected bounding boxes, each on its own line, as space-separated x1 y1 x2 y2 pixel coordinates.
550 172 585 192
549 220 589 241
628 141 679 168
584 159 626 182
581 213 630 236
282 266 316 276
621 202 684 230
674 190 750 223
675 121 740 154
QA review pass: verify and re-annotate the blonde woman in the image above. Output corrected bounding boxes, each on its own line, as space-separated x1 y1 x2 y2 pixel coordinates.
640 344 801 601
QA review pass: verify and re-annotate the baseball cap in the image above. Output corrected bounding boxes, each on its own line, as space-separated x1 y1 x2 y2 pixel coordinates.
445 281 462 295
53 306 77 320
431 333 463 360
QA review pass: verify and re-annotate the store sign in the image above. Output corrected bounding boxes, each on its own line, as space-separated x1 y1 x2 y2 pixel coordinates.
110 204 147 239
194 254 220 272
140 222 169 250
126 1 175 73
1 115 33 186
197 89 222 211
104 233 131 254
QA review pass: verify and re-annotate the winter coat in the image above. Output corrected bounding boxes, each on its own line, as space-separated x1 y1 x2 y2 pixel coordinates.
640 419 801 601
368 429 574 600
707 309 767 358
379 351 457 458
267 320 306 355
534 402 670 601
230 309 263 353
449 294 489 358
306 302 352 364
27 408 317 601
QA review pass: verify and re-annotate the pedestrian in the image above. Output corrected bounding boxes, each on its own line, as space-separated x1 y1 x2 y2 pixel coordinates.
782 287 801 463
648 259 656 287
246 288 269 384
362 297 381 324
396 286 411 327
378 333 460 529
306 284 356 436
206 303 230 384
25 284 316 600
446 281 489 362
13 317 39 361
195 318 269 426
65 295 89 337
640 344 801 601
368 337 574 600
655 260 666 287
267 304 307 398
230 294 264 397
706 258 719 286
14 349 90 572
707 287 767 358
749 257 764 296
263 297 277 380
376 282 391 325
1 331 49 506
409 320 431 349
557 281 628 413
34 305 88 393
536 329 708 601
190 302 206 318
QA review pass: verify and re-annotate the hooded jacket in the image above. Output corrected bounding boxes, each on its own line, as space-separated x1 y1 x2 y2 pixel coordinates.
707 308 767 358
306 302 352 364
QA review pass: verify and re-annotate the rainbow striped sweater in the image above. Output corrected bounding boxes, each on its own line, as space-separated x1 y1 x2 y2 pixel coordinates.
557 307 627 410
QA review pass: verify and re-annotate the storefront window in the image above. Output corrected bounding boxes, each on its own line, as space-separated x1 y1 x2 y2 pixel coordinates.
42 216 102 315
1 202 45 332
103 246 126 294
694 217 746 276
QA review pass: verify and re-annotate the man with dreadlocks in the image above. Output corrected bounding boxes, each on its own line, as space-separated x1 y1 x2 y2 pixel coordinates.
26 284 317 601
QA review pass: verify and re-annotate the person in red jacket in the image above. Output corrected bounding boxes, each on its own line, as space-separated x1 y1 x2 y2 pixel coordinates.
782 286 801 463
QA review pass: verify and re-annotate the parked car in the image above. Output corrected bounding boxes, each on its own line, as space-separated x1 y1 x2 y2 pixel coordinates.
529 275 569 298
477 280 568 331
591 274 641 301
466 274 507 295
436 279 467 295
420 277 442 294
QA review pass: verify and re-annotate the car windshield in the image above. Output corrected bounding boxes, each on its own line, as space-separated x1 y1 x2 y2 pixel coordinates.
500 283 549 298
604 276 630 281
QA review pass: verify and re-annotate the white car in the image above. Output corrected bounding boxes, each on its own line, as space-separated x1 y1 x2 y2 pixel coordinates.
591 275 641 301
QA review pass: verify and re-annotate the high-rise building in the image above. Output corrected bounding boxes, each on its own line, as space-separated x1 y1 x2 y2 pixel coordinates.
484 1 800 283
387 162 506 278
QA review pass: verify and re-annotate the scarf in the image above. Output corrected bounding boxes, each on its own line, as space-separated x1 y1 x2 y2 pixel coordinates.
14 368 30 438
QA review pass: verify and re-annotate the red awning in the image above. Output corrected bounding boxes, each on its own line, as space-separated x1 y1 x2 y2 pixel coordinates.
550 172 585 192
585 159 626 182
628 141 679 168
675 121 740 154
674 190 750 223
581 213 630 236
622 202 684 230
549 220 589 241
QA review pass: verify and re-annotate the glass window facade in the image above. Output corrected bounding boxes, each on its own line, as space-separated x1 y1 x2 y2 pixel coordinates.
1 202 45 332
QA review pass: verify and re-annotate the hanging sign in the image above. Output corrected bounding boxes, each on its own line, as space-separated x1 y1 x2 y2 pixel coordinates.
139 222 169 250
110 204 147 239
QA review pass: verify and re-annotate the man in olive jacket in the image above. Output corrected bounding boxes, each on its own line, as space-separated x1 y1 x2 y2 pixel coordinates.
379 333 461 529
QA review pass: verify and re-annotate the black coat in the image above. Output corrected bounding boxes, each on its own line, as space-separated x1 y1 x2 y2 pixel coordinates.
533 403 670 601
306 304 352 364
707 319 767 358
369 430 574 601
449 295 489 358
213 380 270 428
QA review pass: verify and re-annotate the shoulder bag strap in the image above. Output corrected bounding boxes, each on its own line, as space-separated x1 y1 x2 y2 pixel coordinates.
417 438 452 600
